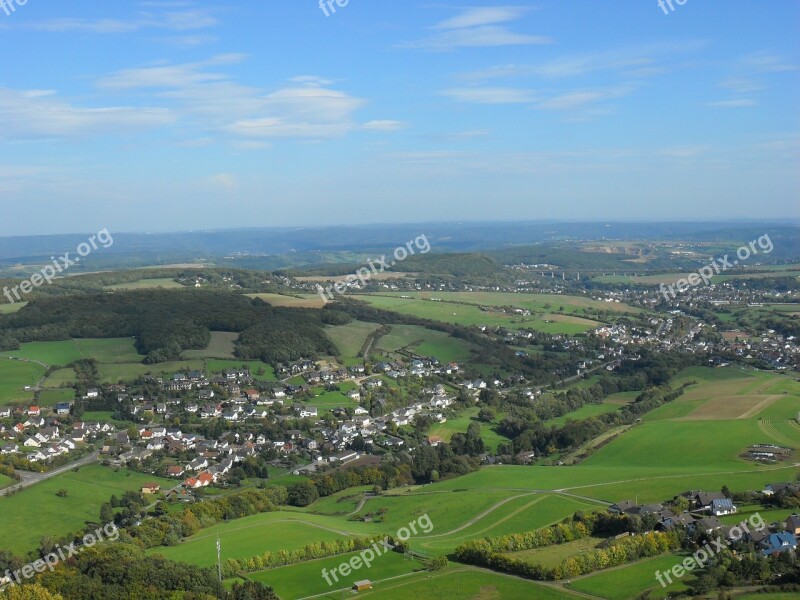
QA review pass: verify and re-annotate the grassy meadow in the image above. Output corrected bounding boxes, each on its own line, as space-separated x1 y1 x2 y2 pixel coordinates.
0 464 172 555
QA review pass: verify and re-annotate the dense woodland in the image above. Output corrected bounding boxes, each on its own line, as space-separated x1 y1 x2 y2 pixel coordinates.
0 290 336 364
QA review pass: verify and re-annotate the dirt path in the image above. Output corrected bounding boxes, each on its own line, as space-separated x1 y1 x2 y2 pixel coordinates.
346 495 369 517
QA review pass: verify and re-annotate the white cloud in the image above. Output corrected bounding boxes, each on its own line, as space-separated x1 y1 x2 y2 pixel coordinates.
707 99 757 108
434 7 529 30
0 88 174 140
405 7 550 50
442 87 537 104
744 53 797 73
24 7 218 34
362 120 406 131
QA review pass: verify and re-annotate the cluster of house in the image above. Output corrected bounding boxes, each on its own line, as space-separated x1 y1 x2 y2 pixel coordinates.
0 412 112 462
724 330 799 371
105 377 458 486
610 485 799 557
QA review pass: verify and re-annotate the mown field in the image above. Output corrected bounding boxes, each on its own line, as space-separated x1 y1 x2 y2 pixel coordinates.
0 464 173 555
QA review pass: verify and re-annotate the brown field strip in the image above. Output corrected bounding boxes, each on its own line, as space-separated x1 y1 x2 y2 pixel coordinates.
679 395 781 420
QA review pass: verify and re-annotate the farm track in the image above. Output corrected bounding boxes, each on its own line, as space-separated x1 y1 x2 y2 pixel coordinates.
758 420 799 449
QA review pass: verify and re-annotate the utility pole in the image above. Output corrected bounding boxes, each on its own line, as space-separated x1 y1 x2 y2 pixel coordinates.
216 534 222 582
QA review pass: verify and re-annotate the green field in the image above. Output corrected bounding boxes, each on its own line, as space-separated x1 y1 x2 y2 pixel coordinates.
373 324 475 363
0 302 26 314
325 320 380 358
417 493 600 554
545 400 625 427
354 567 579 600
246 293 326 309
37 388 76 406
360 294 607 333
1 338 144 366
245 549 425 599
0 464 172 555
149 511 378 566
0 358 46 404
567 552 690 599
42 368 77 388
181 331 238 359
508 535 606 568
104 278 185 290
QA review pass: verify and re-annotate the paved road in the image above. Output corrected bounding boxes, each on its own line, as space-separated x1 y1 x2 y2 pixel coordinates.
0 450 100 497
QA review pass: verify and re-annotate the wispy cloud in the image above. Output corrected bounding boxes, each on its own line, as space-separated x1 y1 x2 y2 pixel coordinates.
404 6 551 50
442 84 633 112
744 52 797 73
707 98 757 108
441 87 538 104
362 120 406 132
0 88 174 140
24 7 218 34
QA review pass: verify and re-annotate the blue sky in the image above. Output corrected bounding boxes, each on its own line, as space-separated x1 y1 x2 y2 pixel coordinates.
0 1 798 236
